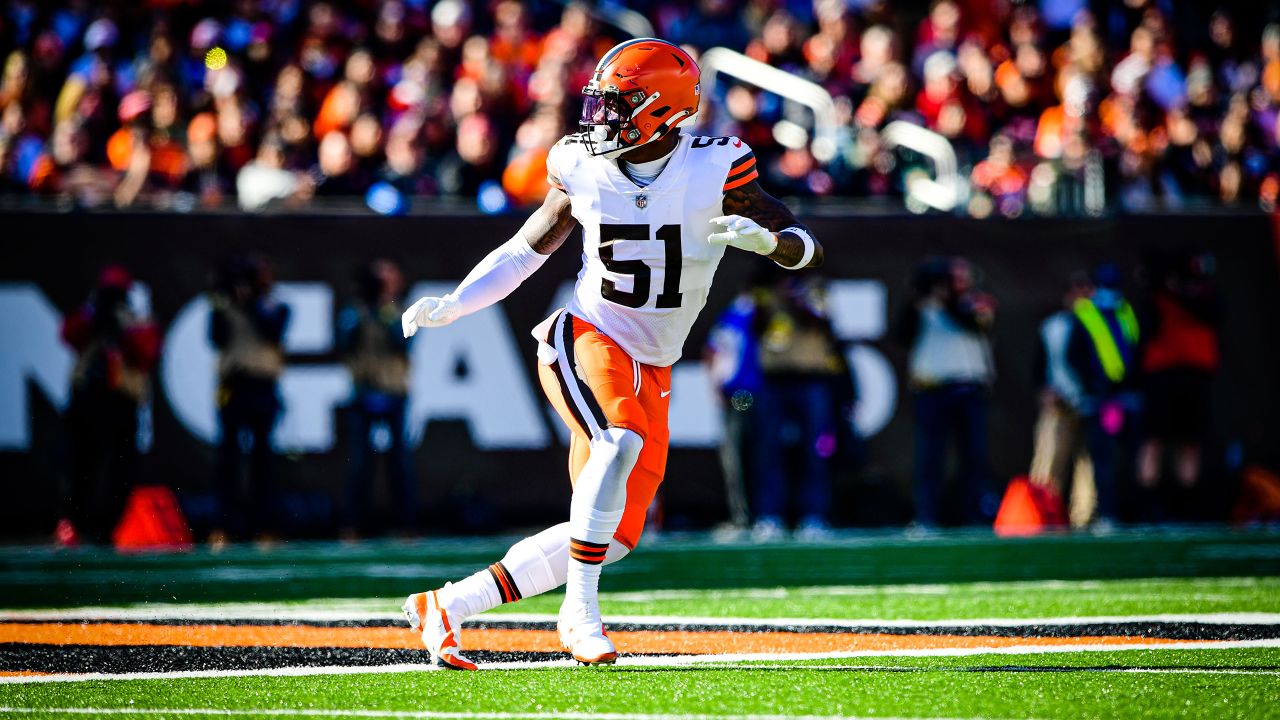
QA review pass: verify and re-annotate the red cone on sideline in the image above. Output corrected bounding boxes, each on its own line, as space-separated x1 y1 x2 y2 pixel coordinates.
113 486 194 551
1232 465 1280 524
994 476 1067 536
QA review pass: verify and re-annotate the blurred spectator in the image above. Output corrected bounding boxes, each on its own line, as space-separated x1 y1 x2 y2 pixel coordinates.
913 0 965 75
181 112 231 208
490 0 544 78
378 118 432 197
438 113 501 196
49 117 114 206
2 1 1280 211
917 51 988 150
313 50 371 140
766 134 836 197
1136 251 1221 520
208 254 290 544
897 256 995 528
747 11 803 70
315 130 363 196
350 114 384 183
1065 263 1140 528
970 134 1028 217
1029 271 1096 528
236 134 313 210
59 266 161 545
501 111 560 205
669 0 752 53
705 282 766 535
752 274 847 540
337 259 416 538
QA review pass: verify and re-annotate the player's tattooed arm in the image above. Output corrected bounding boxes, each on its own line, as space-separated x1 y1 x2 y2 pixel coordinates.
521 187 579 255
721 180 824 268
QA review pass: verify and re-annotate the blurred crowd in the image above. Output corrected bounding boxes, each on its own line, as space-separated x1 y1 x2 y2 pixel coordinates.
2 0 1280 214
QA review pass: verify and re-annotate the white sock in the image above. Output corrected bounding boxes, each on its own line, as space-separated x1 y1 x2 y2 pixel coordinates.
436 568 501 620
436 522 632 621
564 427 643 609
565 561 603 610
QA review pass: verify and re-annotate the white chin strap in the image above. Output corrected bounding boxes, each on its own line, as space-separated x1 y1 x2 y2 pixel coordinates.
585 125 626 159
592 113 697 160
601 142 638 160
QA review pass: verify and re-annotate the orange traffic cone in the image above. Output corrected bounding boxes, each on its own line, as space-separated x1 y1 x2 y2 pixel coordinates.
994 476 1067 536
112 485 194 552
1232 465 1280 525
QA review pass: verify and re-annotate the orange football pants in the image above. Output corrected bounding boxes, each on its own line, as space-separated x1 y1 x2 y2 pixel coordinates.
536 310 671 550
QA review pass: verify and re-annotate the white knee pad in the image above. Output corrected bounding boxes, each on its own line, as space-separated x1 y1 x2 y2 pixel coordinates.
501 521 631 598
593 426 644 465
574 427 643 517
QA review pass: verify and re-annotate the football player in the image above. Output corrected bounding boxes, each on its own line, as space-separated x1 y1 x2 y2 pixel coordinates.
400 38 823 669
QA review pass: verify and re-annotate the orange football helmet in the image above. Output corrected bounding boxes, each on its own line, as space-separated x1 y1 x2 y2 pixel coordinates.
580 38 700 158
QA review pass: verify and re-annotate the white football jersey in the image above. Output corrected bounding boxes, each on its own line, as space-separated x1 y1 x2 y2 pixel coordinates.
546 132 760 367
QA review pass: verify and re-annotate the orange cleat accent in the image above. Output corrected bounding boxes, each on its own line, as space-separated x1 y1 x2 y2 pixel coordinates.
402 588 478 671
557 604 618 665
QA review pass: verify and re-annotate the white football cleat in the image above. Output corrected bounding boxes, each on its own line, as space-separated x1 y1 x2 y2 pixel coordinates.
402 587 478 671
557 601 618 665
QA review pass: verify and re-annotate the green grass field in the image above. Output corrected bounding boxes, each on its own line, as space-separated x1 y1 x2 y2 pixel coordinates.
2 528 1279 719
5 646 1280 720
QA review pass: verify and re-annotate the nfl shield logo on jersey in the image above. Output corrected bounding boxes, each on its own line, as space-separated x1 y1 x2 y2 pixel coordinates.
634 193 648 209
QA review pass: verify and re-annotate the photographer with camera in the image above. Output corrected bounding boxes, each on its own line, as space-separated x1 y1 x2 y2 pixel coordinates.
208 253 290 545
337 259 417 538
59 265 161 545
897 256 996 528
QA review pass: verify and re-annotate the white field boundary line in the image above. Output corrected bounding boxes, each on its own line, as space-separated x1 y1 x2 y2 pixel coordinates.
481 612 1280 628
3 575 1273 619
687 664 1280 676
2 639 1278 685
2 609 1278 628
0 711 1000 720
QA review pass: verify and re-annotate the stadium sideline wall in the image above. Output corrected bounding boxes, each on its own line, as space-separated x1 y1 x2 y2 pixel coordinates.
2 212 1278 536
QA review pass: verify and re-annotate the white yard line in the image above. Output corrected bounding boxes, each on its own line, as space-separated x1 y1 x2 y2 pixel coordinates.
485 612 1280 628
3 608 1278 628
2 639 1278 685
687 664 1280 675
3 576 1274 621
0 607 405 622
603 586 958 601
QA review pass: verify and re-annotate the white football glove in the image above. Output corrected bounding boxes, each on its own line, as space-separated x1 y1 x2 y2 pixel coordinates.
708 215 778 256
401 294 462 337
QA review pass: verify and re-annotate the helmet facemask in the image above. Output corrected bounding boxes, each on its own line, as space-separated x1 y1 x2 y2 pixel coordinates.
579 86 662 159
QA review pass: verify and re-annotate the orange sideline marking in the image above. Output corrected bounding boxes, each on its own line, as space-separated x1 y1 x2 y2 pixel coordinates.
0 623 1196 655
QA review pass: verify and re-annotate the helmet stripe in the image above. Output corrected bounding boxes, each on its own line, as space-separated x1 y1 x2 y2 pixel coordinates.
652 109 692 139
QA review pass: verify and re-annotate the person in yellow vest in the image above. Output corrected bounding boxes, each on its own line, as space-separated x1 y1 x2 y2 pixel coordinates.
1065 263 1140 529
1028 272 1096 528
